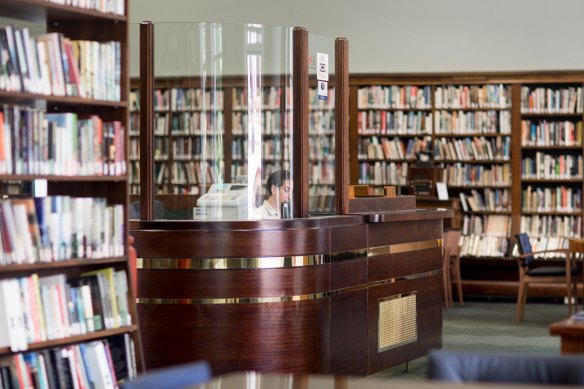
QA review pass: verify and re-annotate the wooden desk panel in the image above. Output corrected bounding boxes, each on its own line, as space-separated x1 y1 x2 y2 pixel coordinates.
549 318 584 354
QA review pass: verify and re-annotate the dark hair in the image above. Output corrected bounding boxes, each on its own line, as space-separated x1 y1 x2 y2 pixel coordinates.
266 170 290 195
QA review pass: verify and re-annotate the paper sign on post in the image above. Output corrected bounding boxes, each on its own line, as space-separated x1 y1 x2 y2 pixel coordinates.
318 80 328 100
317 52 328 81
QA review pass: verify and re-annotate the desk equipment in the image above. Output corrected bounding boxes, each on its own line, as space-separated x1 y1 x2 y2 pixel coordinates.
193 183 249 220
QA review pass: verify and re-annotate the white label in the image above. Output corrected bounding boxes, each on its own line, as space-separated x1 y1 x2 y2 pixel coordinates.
318 81 328 100
316 52 328 81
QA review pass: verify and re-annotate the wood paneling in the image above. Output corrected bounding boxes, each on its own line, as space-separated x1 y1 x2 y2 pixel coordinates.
138 300 330 374
135 211 447 375
368 248 442 282
367 275 442 374
138 265 331 298
330 290 368 375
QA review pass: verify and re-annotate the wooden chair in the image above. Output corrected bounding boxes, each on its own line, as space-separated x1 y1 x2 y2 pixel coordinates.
514 233 579 323
443 230 463 309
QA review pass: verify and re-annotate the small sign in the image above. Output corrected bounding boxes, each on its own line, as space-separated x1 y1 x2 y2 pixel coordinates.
316 52 328 81
317 80 328 100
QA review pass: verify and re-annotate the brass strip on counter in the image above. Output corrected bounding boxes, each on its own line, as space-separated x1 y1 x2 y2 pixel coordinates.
368 239 442 257
138 249 367 270
137 269 442 305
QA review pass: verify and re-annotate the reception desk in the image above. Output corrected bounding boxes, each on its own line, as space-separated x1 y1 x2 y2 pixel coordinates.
132 206 451 376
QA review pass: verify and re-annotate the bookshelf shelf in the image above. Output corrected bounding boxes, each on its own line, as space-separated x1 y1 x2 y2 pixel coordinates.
0 257 127 275
0 0 127 23
0 325 138 356
0 90 128 107
0 175 129 182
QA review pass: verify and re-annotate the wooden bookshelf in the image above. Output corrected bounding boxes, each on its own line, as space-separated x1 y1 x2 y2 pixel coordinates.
350 72 584 296
0 0 142 386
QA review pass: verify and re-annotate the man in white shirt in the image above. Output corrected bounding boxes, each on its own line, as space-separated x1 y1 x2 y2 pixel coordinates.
256 170 292 219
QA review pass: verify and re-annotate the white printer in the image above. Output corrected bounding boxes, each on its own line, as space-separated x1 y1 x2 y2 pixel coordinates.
193 183 249 220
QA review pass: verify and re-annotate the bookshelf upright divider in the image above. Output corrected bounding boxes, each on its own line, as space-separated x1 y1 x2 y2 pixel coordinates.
0 0 142 385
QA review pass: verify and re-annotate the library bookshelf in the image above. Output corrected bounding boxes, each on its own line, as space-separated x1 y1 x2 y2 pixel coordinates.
350 72 584 296
0 0 142 386
129 77 336 214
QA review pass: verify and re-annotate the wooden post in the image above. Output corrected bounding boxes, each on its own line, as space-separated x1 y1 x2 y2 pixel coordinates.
335 37 350 214
140 21 154 220
293 27 309 218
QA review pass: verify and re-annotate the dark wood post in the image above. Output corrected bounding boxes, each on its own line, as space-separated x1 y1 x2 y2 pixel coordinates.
140 21 154 220
293 27 309 218
335 37 350 214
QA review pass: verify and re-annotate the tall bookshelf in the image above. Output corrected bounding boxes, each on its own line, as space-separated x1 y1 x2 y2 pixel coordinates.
519 83 584 249
0 0 141 386
350 72 584 296
129 78 336 213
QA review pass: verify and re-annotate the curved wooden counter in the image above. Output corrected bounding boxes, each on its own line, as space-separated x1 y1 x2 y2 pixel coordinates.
132 209 451 375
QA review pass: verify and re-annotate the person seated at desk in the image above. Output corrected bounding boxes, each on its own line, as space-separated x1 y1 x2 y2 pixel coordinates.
256 170 292 219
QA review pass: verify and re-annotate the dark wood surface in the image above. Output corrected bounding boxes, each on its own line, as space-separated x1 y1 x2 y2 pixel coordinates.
293 27 310 218
140 21 155 220
134 211 447 375
335 37 350 215
549 318 584 354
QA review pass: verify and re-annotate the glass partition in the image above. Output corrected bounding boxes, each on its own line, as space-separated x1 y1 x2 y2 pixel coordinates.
129 23 337 220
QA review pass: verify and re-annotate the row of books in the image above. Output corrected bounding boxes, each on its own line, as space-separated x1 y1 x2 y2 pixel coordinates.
44 0 126 15
153 138 169 161
0 335 135 389
512 236 569 258
232 111 288 135
520 215 583 239
358 136 429 161
172 160 223 186
460 235 509 258
0 27 121 101
357 161 408 186
522 185 582 213
462 215 511 237
308 87 335 109
309 111 335 134
231 161 291 184
233 86 284 110
309 160 335 185
459 189 511 212
521 153 583 179
0 196 124 265
0 106 125 176
461 235 509 258
309 137 333 160
143 113 169 136
357 110 433 135
434 84 511 109
434 110 511 134
441 163 512 187
309 186 335 213
357 86 432 109
520 86 583 114
169 112 225 136
433 136 511 161
0 268 130 352
170 88 224 111
521 120 583 146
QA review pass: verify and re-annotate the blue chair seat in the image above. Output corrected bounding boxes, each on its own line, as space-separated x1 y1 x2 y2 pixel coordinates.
428 350 584 385
121 360 211 389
